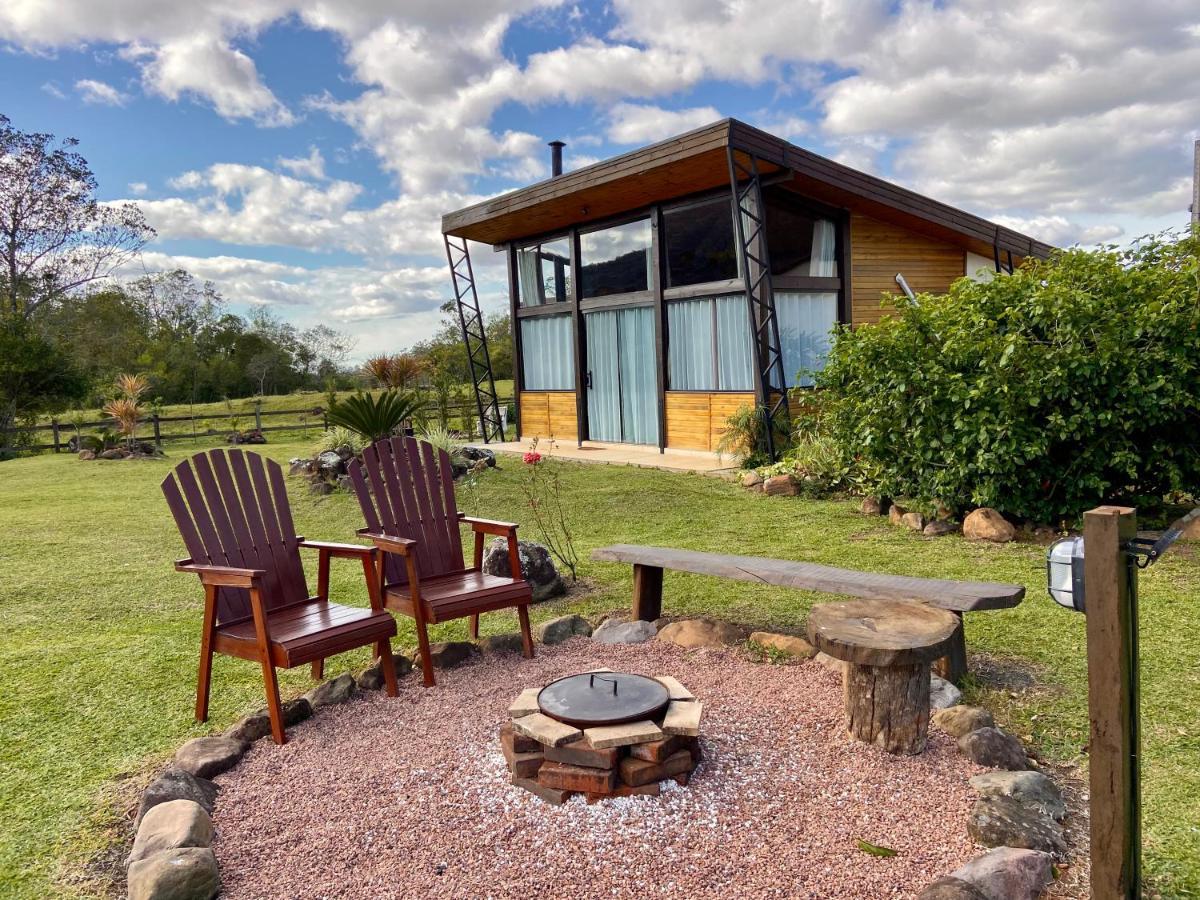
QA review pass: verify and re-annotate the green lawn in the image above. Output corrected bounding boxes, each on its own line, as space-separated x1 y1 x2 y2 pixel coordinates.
1 437 1197 897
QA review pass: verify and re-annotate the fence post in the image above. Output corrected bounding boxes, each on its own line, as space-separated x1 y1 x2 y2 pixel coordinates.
254 401 263 433
153 414 162 450
322 413 329 431
51 419 61 453
1082 505 1140 899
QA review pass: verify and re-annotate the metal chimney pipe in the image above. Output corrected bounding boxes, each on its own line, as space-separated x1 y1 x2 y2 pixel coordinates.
549 140 565 177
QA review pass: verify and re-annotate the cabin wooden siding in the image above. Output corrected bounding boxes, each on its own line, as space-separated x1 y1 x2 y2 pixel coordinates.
518 391 577 441
664 392 756 451
849 212 966 326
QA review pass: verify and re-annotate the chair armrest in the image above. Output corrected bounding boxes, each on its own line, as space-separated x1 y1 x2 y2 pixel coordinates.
357 529 418 556
460 516 520 536
175 559 264 588
299 539 378 560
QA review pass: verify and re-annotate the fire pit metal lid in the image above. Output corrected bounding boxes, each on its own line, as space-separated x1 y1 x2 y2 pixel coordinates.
537 672 669 728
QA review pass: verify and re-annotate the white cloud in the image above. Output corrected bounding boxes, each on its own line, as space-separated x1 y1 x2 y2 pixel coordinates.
41 81 66 99
127 181 148 195
992 215 1125 248
277 146 326 180
606 102 721 145
75 78 129 106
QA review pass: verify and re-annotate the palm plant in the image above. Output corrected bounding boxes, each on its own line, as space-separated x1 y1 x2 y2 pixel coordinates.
325 390 427 443
363 353 426 389
103 397 141 450
115 373 149 401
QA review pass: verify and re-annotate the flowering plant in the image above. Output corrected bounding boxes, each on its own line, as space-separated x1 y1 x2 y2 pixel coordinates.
517 438 577 581
523 451 542 465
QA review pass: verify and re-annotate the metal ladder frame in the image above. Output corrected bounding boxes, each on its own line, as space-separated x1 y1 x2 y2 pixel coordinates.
444 234 504 443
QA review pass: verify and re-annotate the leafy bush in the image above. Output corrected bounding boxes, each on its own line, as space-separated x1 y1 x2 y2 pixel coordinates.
313 427 365 455
716 403 790 468
418 425 467 466
325 390 426 443
815 234 1200 521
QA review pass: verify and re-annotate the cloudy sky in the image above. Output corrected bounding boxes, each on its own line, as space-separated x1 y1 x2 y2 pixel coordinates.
2 0 1197 357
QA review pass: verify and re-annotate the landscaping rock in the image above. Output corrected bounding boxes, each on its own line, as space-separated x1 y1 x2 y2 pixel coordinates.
749 631 817 659
303 672 356 708
462 446 496 467
135 768 218 828
970 771 1066 821
99 448 127 460
964 508 1016 543
916 877 989 900
967 795 1066 854
888 503 907 525
225 698 312 743
288 458 312 475
924 520 959 537
592 619 657 644
477 632 527 654
902 511 927 531
741 471 763 489
426 641 477 668
657 618 741 649
932 705 995 738
930 673 963 709
959 727 1030 770
949 846 1055 900
763 474 797 496
356 653 413 690
813 651 847 676
316 450 344 475
77 449 96 461
174 736 247 779
128 800 213 866
481 538 565 602
127 847 220 900
537 614 592 644
860 496 884 516
310 480 334 496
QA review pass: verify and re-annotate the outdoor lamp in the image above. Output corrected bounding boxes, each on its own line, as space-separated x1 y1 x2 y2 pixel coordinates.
1046 536 1086 612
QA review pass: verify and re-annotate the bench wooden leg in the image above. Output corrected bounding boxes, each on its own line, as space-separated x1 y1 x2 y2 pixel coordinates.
844 661 931 755
632 564 664 622
933 612 968 685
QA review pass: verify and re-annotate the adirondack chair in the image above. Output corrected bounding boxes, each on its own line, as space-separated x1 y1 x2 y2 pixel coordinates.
349 436 534 687
162 448 399 744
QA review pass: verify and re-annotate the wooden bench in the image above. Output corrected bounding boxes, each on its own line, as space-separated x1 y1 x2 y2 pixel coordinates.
590 544 1025 683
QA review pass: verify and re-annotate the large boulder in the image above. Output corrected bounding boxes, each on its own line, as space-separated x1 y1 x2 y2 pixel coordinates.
174 736 247 779
949 847 1055 900
482 538 565 602
967 796 1066 854
136 768 218 828
932 705 995 738
916 877 989 900
592 619 657 644
127 847 220 900
225 698 311 743
128 800 213 866
763 474 797 497
963 508 1016 543
860 496 885 516
477 632 527 654
958 727 1030 770
316 450 345 476
902 511 927 532
923 520 959 537
303 672 356 708
970 771 1066 821
657 618 742 650
536 614 592 645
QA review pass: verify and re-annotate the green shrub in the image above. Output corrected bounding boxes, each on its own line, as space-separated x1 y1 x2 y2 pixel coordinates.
325 390 426 443
717 403 790 468
814 233 1200 521
418 425 467 465
313 427 365 455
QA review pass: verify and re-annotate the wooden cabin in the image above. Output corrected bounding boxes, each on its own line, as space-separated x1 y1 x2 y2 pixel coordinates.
441 119 1052 453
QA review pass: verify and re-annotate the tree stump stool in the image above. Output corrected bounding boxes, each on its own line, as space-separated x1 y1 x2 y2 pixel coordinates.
806 599 960 755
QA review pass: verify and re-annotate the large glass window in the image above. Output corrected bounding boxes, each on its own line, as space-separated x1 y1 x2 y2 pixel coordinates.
766 200 838 277
663 196 737 287
579 219 652 298
516 238 571 307
777 291 837 387
667 295 754 391
520 314 574 390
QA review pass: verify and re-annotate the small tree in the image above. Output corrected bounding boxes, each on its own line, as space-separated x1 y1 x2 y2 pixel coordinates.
0 316 88 454
102 373 149 450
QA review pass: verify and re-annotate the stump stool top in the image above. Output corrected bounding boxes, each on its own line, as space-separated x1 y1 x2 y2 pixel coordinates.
806 599 960 668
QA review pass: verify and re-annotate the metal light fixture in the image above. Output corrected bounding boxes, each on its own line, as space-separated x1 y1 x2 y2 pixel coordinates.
1047 536 1087 612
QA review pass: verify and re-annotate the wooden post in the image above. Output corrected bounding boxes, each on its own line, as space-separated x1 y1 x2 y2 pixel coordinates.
1082 505 1140 899
51 419 61 453
254 402 263 433
631 564 663 622
152 414 162 450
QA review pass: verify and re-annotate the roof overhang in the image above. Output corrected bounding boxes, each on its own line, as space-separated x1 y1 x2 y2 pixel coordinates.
441 118 1054 260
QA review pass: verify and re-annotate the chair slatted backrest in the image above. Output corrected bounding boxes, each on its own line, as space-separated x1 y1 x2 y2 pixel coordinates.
350 436 465 585
162 448 309 625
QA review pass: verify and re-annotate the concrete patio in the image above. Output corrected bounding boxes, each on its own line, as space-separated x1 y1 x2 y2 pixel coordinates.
487 440 736 475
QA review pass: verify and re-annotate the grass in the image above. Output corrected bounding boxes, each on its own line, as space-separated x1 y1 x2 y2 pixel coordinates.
0 437 1197 897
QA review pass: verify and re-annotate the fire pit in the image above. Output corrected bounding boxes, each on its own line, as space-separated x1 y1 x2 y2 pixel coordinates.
500 669 703 803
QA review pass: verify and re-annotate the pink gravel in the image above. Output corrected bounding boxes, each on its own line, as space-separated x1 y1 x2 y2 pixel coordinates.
213 640 984 899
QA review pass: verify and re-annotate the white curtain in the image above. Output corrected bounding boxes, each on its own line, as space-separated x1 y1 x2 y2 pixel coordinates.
618 307 658 445
809 219 837 276
667 299 714 390
715 296 754 390
516 247 543 306
776 291 837 387
521 315 574 389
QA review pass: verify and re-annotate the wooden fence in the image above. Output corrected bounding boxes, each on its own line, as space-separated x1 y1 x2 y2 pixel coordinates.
2 398 513 454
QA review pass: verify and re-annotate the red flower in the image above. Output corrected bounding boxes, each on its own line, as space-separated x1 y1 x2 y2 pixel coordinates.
523 451 542 465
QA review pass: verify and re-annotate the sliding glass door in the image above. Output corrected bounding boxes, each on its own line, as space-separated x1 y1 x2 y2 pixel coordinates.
584 306 658 445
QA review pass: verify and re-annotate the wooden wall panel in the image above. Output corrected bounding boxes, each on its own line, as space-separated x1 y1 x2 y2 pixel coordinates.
850 212 966 326
518 391 577 441
665 392 755 451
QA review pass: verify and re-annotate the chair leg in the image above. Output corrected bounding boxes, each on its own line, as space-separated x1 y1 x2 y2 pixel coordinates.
311 658 325 680
195 648 214 722
259 657 287 745
469 614 480 640
414 615 436 688
377 639 399 697
517 604 535 659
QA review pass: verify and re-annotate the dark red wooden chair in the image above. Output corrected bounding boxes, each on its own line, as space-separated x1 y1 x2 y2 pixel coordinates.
349 436 534 687
162 448 399 744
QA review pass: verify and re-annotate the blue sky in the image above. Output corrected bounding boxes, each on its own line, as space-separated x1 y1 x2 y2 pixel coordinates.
2 0 1197 357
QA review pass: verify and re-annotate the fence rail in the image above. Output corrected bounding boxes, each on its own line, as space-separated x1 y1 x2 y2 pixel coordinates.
3 397 514 454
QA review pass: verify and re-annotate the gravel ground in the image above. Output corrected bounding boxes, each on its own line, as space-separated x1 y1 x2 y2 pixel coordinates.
213 640 986 899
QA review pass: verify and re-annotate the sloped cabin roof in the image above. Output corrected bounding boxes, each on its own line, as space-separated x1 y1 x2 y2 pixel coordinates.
441 118 1053 262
